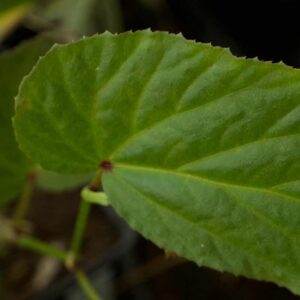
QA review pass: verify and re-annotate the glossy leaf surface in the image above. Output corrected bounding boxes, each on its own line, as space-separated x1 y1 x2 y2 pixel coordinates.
14 31 300 293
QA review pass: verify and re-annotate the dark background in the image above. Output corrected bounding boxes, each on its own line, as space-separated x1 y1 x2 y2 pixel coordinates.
128 0 300 66
5 0 300 69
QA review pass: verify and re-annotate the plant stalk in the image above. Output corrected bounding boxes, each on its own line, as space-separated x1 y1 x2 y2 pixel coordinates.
12 175 35 227
17 234 67 261
16 236 103 299
75 270 102 300
67 197 91 269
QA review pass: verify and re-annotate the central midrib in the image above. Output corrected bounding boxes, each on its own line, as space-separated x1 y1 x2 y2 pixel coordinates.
115 163 300 205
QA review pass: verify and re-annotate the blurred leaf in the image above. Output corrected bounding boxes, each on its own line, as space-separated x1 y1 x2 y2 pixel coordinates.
0 0 32 12
37 169 93 192
0 36 53 206
31 0 123 36
33 0 98 35
0 0 34 39
14 31 300 294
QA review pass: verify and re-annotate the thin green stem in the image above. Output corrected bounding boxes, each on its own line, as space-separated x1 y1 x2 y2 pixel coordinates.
101 0 123 33
67 197 91 268
17 234 67 261
81 188 110 206
67 173 103 299
66 170 103 266
75 270 102 300
15 236 103 299
13 176 35 226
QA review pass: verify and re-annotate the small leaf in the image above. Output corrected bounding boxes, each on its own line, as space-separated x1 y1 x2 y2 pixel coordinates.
0 36 53 206
14 31 300 294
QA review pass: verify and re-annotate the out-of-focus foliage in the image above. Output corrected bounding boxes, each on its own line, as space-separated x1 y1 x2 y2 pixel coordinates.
0 0 33 39
0 0 32 12
0 215 14 254
37 169 93 192
30 0 123 36
32 0 98 35
0 36 53 206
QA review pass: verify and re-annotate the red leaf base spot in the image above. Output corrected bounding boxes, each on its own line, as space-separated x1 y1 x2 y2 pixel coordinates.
27 171 37 183
100 160 114 171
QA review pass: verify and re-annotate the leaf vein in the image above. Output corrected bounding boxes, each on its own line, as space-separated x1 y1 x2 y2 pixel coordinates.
114 172 284 270
177 133 300 170
130 51 167 132
116 163 300 205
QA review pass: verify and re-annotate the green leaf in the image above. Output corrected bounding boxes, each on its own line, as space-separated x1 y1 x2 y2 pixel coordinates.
0 36 53 206
14 31 300 293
